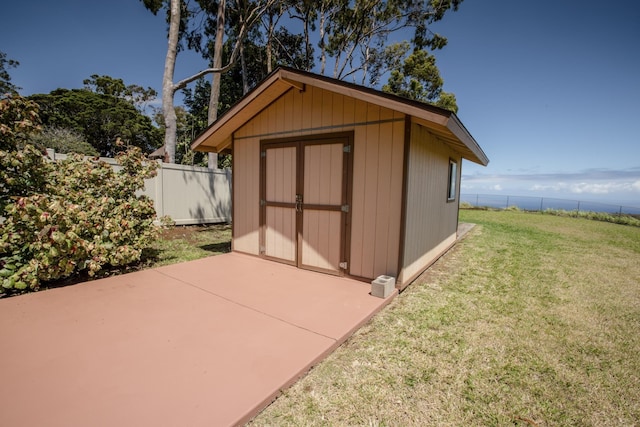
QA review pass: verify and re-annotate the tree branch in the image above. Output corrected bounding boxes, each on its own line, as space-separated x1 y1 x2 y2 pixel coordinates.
170 0 276 94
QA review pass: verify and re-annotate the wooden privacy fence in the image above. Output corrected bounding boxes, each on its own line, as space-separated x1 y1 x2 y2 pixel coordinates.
46 149 232 225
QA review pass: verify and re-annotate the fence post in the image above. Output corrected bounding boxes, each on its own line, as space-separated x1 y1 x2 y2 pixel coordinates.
506 196 510 209
155 160 164 219
540 198 544 211
577 201 581 212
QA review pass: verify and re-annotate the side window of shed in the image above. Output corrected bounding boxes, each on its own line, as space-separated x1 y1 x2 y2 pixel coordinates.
447 159 457 201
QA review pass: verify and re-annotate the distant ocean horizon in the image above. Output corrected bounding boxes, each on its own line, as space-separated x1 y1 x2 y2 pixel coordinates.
460 193 640 215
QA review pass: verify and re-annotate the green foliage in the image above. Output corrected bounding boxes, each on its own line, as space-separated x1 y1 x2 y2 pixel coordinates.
83 74 158 113
181 74 238 167
459 201 474 209
376 44 459 112
1 147 160 293
29 126 99 156
0 97 163 294
272 27 311 70
368 41 411 86
140 0 164 15
0 95 48 212
142 0 464 162
0 94 41 149
382 49 459 112
153 104 208 166
434 91 458 113
542 208 640 227
0 51 21 95
29 88 162 157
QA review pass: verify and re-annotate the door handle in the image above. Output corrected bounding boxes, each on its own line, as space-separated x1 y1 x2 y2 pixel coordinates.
295 194 303 212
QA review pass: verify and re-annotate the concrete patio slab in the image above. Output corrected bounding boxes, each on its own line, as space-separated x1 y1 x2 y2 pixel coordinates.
0 253 395 427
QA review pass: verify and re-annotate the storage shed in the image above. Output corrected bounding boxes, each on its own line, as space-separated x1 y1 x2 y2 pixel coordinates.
192 67 489 289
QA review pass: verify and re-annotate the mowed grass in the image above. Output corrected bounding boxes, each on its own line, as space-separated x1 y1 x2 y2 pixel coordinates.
250 210 640 426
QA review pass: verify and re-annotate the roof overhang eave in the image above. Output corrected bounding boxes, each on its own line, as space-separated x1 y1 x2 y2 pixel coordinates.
411 115 489 166
190 67 489 167
191 71 291 152
446 115 489 166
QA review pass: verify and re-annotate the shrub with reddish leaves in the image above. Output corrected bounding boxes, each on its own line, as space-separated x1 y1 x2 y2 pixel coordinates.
0 95 162 293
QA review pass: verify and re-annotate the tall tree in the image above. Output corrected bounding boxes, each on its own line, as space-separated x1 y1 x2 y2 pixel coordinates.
322 0 463 83
142 0 275 164
206 0 226 168
143 0 463 162
29 126 99 156
0 51 21 96
153 105 207 165
382 49 443 102
83 74 157 114
287 0 317 72
30 87 161 156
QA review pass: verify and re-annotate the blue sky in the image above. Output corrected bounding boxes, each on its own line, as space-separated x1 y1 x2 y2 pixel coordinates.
2 0 639 206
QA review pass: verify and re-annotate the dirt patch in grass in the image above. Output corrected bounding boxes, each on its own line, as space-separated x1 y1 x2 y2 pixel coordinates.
158 223 229 244
146 223 231 266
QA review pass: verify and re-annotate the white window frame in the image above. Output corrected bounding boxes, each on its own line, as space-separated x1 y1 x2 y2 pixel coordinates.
447 158 458 202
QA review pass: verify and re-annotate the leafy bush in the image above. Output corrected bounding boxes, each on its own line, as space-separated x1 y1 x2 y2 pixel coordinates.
1 95 163 293
542 209 640 227
504 205 522 212
459 201 474 209
29 126 99 156
0 95 47 213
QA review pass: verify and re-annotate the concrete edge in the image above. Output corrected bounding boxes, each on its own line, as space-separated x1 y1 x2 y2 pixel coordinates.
235 289 398 426
456 222 477 241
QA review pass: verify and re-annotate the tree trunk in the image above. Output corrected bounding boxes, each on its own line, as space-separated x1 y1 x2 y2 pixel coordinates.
240 43 249 94
319 10 326 74
161 0 181 164
303 13 311 71
266 11 274 73
207 0 226 169
240 12 249 94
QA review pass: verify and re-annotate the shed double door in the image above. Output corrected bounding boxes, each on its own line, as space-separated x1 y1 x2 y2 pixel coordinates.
260 134 352 275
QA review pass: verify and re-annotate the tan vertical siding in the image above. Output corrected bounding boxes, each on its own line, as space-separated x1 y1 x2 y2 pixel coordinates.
233 86 404 278
359 104 380 278
348 100 369 277
347 104 406 280
300 87 312 130
301 143 344 272
301 211 341 270
265 146 296 203
332 93 344 125
372 107 394 275
311 86 323 129
387 112 405 273
265 207 296 261
232 117 260 255
303 143 342 205
399 122 462 284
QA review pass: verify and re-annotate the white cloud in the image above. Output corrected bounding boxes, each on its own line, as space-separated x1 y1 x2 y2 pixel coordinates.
569 183 610 194
569 181 640 194
529 181 637 195
461 167 640 205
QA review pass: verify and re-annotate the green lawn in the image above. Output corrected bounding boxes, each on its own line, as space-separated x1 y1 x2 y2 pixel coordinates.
249 210 640 426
